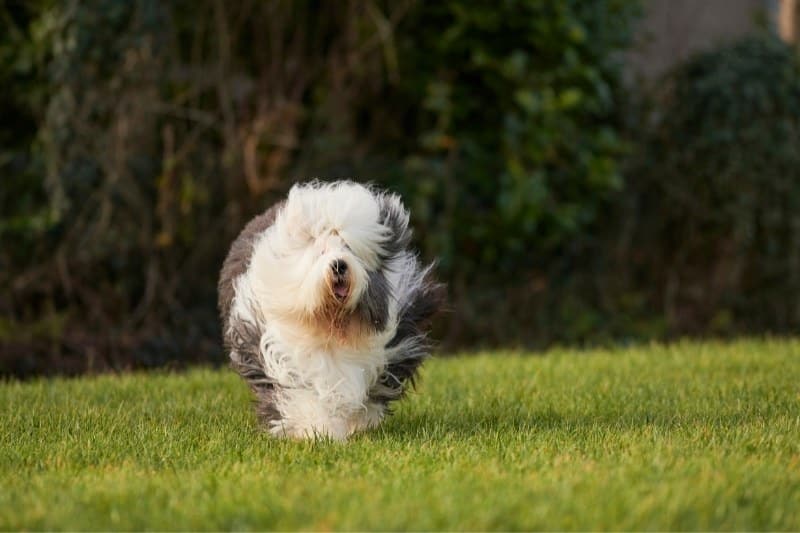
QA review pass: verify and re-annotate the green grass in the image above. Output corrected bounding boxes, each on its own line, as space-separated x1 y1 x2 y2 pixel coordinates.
1 339 799 530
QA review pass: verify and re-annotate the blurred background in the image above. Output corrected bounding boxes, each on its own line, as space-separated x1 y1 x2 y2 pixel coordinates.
2 0 799 377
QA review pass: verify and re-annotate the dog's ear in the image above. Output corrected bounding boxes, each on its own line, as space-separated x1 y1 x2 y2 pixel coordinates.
377 193 412 258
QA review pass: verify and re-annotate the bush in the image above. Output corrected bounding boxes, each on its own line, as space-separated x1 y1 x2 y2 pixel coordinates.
1 0 641 374
394 1 636 277
388 0 639 344
0 2 54 280
1 0 401 375
629 35 800 334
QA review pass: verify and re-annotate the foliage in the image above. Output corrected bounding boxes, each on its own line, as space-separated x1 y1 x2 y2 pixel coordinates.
629 35 800 335
1 339 799 529
0 0 641 373
8 2 800 371
0 1 56 290
395 0 636 280
1 0 405 374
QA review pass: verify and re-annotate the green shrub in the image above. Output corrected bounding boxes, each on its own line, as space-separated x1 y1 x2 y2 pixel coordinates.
631 35 800 334
393 1 637 281
0 2 56 279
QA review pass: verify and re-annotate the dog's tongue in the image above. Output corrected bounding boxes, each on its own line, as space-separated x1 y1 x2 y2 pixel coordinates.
334 283 349 299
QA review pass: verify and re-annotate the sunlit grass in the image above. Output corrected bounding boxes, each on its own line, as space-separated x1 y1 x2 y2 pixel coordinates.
1 339 799 530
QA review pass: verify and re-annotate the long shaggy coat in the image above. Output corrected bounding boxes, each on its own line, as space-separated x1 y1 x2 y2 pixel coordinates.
218 181 444 439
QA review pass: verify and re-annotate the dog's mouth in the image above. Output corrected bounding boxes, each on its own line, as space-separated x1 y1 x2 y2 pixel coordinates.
332 277 350 301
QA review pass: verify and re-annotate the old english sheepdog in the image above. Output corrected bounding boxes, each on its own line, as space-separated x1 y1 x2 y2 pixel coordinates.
218 181 444 439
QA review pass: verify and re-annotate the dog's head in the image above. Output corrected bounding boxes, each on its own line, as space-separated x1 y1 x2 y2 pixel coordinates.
249 181 411 332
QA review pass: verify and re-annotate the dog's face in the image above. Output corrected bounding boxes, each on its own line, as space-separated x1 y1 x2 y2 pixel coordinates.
249 182 410 331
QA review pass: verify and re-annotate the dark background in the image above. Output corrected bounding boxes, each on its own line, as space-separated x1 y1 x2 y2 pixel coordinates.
2 0 800 377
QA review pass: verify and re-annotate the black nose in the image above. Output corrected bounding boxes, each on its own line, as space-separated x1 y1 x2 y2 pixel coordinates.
331 259 348 275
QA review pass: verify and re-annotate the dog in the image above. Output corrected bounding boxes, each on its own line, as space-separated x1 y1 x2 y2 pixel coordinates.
218 181 444 439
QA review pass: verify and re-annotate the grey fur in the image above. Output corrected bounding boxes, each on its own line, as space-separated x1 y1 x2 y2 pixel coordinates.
369 265 446 406
358 270 391 332
226 304 282 425
377 194 412 258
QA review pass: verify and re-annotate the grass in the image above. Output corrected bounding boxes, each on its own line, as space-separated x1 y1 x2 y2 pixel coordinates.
1 338 799 530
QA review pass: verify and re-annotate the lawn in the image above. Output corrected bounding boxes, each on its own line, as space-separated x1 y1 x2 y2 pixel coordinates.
1 339 799 530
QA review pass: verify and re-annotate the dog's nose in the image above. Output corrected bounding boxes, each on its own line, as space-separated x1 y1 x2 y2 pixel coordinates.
331 259 348 275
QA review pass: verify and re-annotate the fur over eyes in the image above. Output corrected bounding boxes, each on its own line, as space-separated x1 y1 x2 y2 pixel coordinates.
218 181 444 439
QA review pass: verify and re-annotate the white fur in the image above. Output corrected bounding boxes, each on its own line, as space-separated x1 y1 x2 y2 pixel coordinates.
227 181 415 439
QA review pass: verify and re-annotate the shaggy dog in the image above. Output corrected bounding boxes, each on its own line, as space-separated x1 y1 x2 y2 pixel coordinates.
218 181 444 439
